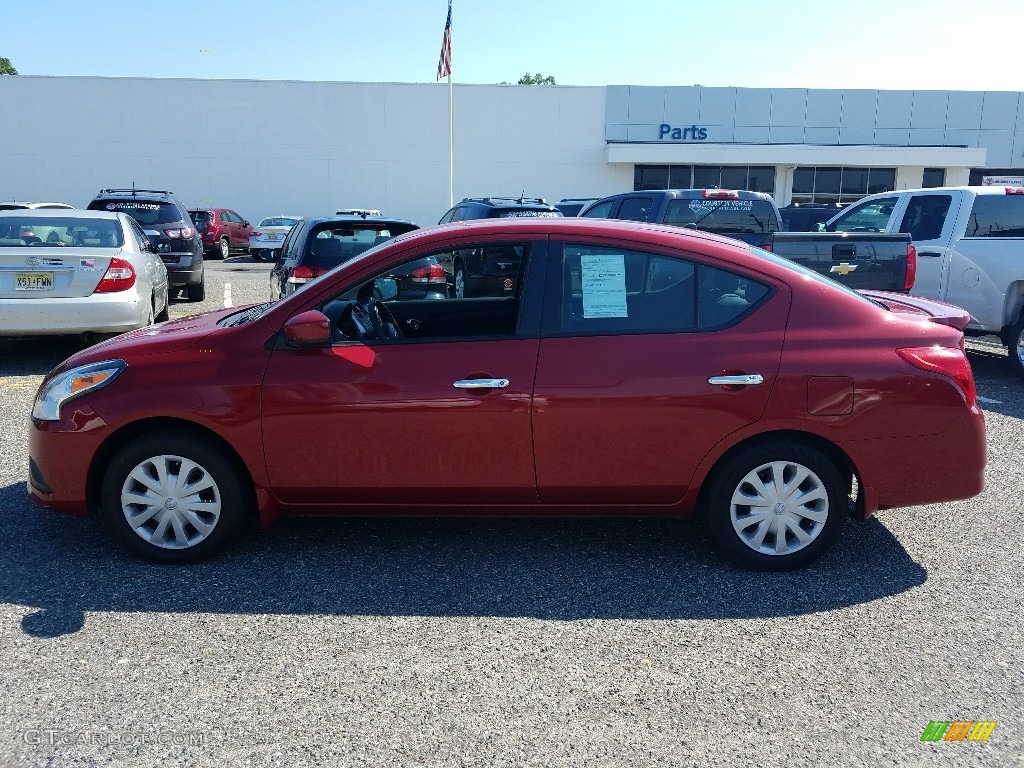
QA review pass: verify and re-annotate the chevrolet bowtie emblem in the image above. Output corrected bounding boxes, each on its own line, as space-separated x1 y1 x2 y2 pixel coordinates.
830 262 859 276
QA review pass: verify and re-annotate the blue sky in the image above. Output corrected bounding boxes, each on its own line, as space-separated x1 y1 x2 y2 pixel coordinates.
2 0 1022 91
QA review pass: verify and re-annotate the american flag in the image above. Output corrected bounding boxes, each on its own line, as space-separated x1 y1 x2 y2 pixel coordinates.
436 0 452 80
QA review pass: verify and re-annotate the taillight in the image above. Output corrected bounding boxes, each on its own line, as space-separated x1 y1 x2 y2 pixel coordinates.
410 263 447 283
94 257 137 293
1005 187 1024 195
253 231 263 237
703 189 740 199
903 244 917 291
760 243 773 252
896 346 976 406
287 265 329 285
164 226 195 239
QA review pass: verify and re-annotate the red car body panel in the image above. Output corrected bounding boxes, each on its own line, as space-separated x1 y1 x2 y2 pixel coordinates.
27 218 986 535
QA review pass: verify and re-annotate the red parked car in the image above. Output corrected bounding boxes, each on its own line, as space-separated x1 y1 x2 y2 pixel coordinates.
27 218 986 569
188 208 255 259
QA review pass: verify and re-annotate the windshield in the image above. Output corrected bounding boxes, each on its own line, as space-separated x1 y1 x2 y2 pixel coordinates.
0 216 124 247
666 199 780 234
89 200 180 226
303 223 414 269
259 217 298 228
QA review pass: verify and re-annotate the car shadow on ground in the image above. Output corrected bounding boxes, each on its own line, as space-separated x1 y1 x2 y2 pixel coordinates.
0 337 91 376
0 482 926 637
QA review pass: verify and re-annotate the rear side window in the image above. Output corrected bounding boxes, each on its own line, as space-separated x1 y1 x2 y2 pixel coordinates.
665 199 780 234
966 195 1024 237
898 195 951 241
89 200 181 226
559 244 770 335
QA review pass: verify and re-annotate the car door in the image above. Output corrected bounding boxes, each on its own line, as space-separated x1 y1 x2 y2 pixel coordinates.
260 236 548 506
270 220 306 298
532 239 788 505
898 193 960 300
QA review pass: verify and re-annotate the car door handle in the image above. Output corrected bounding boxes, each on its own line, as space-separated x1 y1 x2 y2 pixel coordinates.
454 378 510 389
918 251 942 257
707 374 764 386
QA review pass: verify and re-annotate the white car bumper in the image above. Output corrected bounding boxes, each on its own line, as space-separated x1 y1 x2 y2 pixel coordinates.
0 293 152 335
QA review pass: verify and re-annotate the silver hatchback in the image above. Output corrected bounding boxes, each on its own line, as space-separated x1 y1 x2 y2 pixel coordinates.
0 209 169 338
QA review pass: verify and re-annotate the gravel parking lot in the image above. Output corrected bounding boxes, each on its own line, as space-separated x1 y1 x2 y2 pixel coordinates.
0 258 1021 767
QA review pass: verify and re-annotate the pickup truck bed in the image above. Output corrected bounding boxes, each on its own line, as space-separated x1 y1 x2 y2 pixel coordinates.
766 232 915 292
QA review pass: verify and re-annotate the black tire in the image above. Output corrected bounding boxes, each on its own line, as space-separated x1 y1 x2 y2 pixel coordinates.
155 287 170 322
704 441 847 571
98 432 251 563
1007 314 1024 381
186 279 205 302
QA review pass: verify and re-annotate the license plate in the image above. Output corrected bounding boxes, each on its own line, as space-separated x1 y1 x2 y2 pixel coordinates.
15 272 54 291
269 233 282 240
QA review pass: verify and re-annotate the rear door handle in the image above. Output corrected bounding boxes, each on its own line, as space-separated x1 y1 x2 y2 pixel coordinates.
708 374 764 386
454 378 510 389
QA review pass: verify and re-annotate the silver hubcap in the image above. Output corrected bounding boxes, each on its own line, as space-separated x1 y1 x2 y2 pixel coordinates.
730 460 829 556
120 454 222 550
455 269 465 299
1015 326 1024 367
220 239 229 258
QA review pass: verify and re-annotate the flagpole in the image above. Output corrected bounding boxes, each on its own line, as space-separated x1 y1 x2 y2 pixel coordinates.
447 72 453 208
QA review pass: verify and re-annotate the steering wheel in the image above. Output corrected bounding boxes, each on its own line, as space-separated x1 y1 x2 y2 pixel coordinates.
365 296 402 340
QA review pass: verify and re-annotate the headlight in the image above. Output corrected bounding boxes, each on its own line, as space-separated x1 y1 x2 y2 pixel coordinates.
32 359 127 421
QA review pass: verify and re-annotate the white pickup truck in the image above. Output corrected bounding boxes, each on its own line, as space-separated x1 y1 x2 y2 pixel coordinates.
823 186 1024 379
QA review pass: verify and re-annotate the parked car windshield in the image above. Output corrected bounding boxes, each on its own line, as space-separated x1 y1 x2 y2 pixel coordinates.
304 224 401 270
259 217 299 228
0 216 124 247
666 199 780 234
89 200 181 226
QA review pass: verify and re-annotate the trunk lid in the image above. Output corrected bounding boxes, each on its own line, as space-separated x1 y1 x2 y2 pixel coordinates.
0 247 114 299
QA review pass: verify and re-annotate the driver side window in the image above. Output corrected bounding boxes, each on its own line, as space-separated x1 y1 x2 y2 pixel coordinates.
321 242 531 343
829 197 897 232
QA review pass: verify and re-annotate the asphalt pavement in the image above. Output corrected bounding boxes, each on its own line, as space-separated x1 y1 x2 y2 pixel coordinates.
0 258 1020 767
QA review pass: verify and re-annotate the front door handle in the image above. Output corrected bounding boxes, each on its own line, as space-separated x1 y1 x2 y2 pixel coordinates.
454 378 510 389
708 374 764 386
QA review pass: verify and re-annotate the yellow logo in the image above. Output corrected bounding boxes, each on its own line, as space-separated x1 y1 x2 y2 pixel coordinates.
830 262 859 276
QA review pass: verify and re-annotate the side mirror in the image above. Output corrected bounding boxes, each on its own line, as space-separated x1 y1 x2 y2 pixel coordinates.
283 310 331 348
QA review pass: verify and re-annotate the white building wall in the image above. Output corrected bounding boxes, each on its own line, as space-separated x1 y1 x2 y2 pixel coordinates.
0 76 621 226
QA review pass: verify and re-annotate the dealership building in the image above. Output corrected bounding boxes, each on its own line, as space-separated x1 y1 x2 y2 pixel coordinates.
1 76 1023 225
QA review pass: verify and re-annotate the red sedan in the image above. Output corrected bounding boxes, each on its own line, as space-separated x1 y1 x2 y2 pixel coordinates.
27 218 986 569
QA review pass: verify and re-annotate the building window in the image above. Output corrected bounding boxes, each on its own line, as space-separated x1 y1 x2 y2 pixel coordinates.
922 168 946 188
791 167 896 204
634 165 775 196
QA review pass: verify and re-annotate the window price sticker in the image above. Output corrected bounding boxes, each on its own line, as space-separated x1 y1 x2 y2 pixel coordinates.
581 254 628 318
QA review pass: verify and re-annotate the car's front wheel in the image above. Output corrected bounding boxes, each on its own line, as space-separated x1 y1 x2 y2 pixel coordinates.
704 441 847 570
99 432 250 562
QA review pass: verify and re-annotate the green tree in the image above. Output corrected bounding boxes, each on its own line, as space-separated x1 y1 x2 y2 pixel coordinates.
517 72 555 85
0 57 17 75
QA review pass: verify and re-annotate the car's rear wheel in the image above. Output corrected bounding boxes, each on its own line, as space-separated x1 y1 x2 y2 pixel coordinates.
187 279 205 302
99 432 250 563
218 237 229 260
1008 314 1024 381
704 441 847 570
